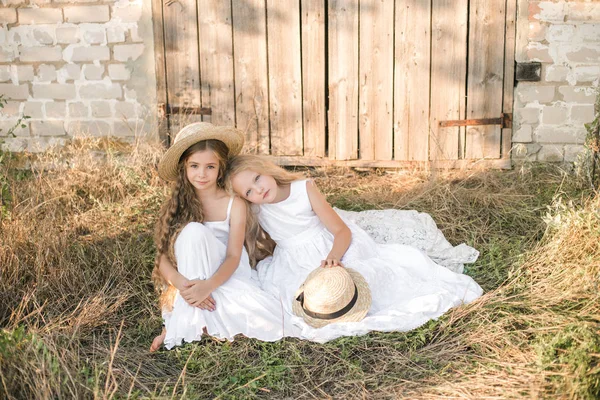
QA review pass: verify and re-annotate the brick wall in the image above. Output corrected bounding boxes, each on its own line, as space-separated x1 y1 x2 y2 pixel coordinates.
514 0 599 163
0 0 157 152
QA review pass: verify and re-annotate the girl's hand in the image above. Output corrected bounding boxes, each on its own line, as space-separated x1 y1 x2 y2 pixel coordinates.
198 295 216 312
180 279 215 307
320 258 344 268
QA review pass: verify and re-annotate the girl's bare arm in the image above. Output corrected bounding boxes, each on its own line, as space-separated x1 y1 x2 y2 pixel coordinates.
305 180 352 266
157 253 189 290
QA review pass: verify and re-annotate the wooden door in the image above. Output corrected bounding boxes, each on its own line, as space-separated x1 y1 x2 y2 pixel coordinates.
153 0 517 168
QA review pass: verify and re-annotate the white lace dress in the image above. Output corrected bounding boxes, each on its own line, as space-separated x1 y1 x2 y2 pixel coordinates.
255 180 483 343
162 197 299 349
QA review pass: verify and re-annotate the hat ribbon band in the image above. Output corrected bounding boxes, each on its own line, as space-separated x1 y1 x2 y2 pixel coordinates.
296 283 358 320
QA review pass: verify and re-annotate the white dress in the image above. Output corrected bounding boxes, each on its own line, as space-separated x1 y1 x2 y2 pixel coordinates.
163 197 299 349
255 180 483 343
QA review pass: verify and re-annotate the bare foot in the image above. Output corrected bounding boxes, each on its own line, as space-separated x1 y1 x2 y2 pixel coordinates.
149 328 166 352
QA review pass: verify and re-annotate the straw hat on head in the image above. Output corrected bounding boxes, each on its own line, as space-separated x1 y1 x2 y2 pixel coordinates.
292 266 371 328
158 122 244 181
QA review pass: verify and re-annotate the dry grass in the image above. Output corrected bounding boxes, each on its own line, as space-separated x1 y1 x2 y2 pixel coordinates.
0 139 598 399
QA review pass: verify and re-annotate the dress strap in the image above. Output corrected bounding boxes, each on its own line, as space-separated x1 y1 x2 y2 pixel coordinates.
225 196 235 219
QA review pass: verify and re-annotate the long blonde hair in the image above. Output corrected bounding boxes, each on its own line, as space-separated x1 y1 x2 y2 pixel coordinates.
152 139 229 310
225 155 303 267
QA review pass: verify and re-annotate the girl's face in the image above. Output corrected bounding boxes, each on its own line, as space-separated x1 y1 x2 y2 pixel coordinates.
231 170 279 204
185 149 220 192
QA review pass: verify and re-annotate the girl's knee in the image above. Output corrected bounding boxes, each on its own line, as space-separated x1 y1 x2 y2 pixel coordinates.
175 222 212 246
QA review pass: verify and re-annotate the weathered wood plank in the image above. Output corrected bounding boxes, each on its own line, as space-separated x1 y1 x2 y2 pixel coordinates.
465 0 506 159
430 0 467 161
359 0 394 160
162 0 202 135
150 0 169 144
394 0 430 161
231 0 270 154
197 0 235 126
266 0 303 156
503 0 518 160
328 0 359 160
301 0 326 157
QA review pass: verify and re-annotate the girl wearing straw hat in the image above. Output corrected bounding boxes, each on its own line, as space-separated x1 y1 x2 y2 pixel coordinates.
227 155 483 342
150 123 298 351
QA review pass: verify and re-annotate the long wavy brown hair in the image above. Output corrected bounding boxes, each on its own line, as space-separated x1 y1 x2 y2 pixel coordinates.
152 139 229 311
225 154 303 267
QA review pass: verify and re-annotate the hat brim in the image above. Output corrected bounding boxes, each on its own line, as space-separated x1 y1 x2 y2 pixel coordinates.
158 124 245 181
292 267 372 329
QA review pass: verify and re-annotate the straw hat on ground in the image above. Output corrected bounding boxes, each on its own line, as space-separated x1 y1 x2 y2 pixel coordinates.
158 122 245 181
292 266 371 328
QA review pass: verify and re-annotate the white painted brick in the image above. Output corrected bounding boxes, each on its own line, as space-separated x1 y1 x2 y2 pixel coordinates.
32 28 54 45
19 46 62 62
37 64 56 82
45 101 66 118
91 100 112 117
527 44 553 63
113 44 144 62
535 126 586 144
82 27 105 45
528 21 547 42
546 25 575 43
69 120 111 137
565 46 600 64
129 26 143 43
0 119 29 137
79 83 122 99
1 101 21 115
513 124 533 143
111 3 142 22
559 86 596 103
106 26 126 43
577 24 600 42
114 101 136 119
0 138 28 152
537 145 563 162
29 0 52 5
18 8 63 24
0 48 15 63
537 2 567 23
58 64 81 82
64 6 109 23
27 137 68 153
56 26 79 44
570 104 595 125
542 105 568 125
16 65 34 82
68 45 110 62
573 66 600 83
0 9 17 24
0 65 10 82
517 107 541 124
545 64 569 82
0 83 29 99
517 85 556 103
124 87 136 100
31 120 66 136
33 83 76 100
1 0 27 4
564 144 585 162
113 121 134 137
566 2 600 22
82 64 104 80
23 101 43 118
68 102 88 117
108 64 130 81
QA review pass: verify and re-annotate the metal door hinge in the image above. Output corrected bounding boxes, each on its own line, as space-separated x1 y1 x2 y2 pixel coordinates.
158 103 212 119
439 113 512 129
